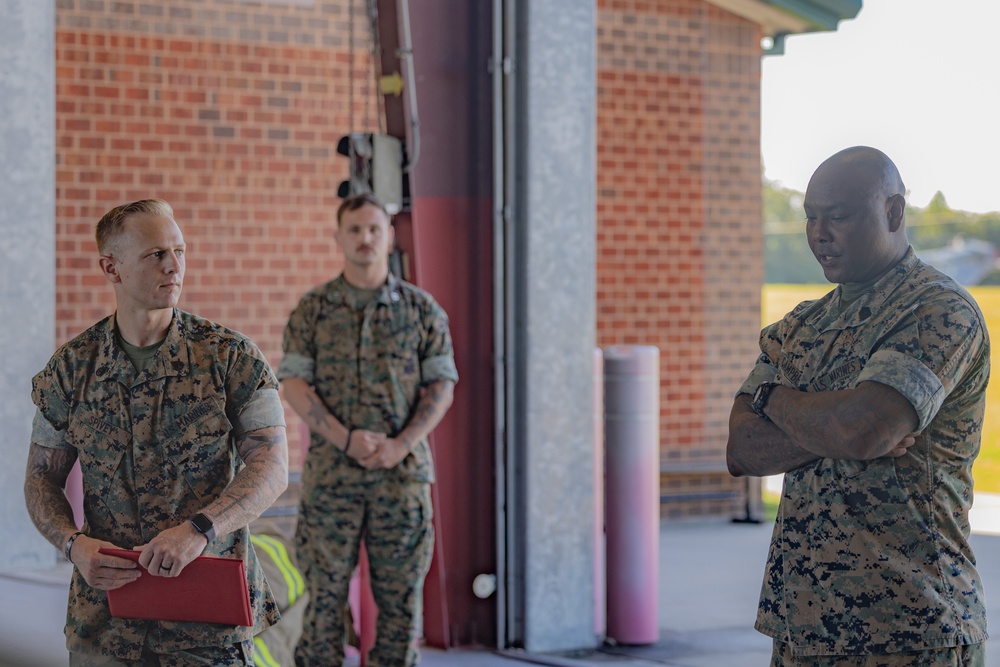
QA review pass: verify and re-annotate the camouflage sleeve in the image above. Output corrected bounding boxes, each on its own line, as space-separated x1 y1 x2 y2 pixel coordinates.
856 293 987 432
232 388 286 437
276 295 317 383
735 321 782 397
419 297 459 385
737 352 779 397
224 337 283 431
276 352 314 383
30 360 72 434
30 409 71 450
856 350 944 432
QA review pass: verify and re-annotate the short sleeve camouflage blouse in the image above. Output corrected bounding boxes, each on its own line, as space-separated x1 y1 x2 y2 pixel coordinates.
31 309 284 660
746 248 991 656
277 273 458 485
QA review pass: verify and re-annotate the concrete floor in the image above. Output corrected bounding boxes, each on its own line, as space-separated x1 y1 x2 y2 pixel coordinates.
4 507 1000 667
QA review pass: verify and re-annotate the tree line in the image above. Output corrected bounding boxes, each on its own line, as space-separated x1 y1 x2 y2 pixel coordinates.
764 179 1000 285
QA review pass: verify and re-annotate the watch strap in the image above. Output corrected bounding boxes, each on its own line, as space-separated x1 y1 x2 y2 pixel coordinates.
65 531 85 562
751 382 779 419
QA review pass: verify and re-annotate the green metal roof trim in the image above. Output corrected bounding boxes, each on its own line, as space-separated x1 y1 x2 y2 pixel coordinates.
765 0 862 31
705 0 861 54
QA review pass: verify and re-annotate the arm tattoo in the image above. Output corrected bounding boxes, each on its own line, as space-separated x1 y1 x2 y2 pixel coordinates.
205 425 289 537
304 391 334 431
23 443 80 549
399 380 455 447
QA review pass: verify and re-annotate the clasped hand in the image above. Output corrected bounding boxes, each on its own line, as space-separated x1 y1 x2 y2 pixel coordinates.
69 522 208 590
345 429 410 469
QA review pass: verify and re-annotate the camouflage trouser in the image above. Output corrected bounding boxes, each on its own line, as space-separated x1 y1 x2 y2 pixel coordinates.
294 474 434 667
69 640 254 667
771 641 986 667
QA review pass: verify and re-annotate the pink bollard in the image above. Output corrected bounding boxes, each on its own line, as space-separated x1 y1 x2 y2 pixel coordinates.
594 347 606 639
603 345 660 645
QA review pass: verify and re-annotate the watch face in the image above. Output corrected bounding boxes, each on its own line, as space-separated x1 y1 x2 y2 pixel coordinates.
191 514 213 533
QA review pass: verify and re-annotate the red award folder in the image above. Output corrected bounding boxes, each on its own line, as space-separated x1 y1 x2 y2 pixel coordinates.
99 548 253 626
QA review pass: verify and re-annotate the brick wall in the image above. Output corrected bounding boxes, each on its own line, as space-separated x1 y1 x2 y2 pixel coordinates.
54 0 767 517
55 0 382 468
596 0 764 518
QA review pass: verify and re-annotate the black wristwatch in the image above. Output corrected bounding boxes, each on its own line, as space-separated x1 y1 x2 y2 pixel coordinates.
751 382 779 419
190 513 216 544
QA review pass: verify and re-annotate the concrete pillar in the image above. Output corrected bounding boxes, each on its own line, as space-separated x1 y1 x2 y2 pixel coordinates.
513 0 597 653
0 0 57 569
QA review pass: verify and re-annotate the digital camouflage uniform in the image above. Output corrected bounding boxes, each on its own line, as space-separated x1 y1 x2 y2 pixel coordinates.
739 248 990 658
30 309 284 663
278 273 458 667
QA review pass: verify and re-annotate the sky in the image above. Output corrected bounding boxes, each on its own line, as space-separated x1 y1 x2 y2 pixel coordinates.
761 0 1000 214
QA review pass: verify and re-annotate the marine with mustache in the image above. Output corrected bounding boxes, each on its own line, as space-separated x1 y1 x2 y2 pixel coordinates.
278 192 458 667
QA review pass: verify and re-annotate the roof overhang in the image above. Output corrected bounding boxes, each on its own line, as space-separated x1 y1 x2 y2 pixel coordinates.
705 0 862 54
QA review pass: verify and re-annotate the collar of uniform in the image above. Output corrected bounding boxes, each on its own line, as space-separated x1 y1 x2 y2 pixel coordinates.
835 246 918 326
378 272 403 305
95 309 191 385
325 273 403 309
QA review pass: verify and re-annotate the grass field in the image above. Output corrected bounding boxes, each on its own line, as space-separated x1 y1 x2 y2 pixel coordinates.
763 284 1000 493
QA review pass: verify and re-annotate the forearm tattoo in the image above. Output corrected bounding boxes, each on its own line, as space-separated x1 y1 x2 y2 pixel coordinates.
207 425 289 535
401 380 455 446
23 443 80 548
304 391 335 432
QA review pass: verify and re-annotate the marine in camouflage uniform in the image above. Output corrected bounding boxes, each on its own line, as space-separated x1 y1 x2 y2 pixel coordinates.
278 194 457 667
727 148 990 666
24 200 289 667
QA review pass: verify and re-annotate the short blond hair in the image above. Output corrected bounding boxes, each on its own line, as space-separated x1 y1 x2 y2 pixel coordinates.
95 199 174 255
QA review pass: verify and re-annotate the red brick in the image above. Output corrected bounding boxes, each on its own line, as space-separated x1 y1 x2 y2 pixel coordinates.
53 0 764 519
596 0 762 516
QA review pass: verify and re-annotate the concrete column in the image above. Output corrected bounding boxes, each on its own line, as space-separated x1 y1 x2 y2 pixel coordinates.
0 0 57 569
513 0 597 652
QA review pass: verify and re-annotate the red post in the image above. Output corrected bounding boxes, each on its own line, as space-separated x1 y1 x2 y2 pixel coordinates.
354 544 377 665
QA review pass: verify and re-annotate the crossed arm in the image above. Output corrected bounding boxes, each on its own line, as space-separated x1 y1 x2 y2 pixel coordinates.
281 376 455 469
726 381 919 477
24 424 288 589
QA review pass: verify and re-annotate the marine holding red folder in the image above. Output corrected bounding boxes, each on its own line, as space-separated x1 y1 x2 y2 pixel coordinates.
23 199 289 666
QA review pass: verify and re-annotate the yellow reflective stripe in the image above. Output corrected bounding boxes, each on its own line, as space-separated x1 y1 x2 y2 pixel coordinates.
250 533 305 606
252 533 305 603
253 636 280 667
250 534 299 607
